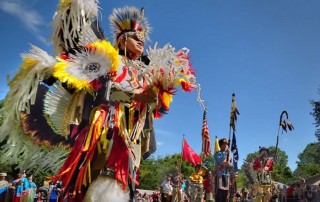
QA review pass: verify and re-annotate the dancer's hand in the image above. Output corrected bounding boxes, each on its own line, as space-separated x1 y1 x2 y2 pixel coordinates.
134 88 157 104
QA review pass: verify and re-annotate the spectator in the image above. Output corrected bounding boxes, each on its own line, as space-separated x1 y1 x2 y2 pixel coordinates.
171 170 183 202
286 184 295 202
27 176 37 202
280 185 287 202
298 178 306 201
0 172 10 202
203 171 214 202
49 181 63 202
37 182 50 202
241 187 249 202
304 185 314 201
314 183 320 202
235 191 241 202
12 172 26 202
151 188 160 202
189 163 207 202
161 174 173 202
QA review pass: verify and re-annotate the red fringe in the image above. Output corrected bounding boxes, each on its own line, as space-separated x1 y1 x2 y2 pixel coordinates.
180 81 194 92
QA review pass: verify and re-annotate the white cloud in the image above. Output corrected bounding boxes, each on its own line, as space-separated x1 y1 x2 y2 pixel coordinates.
156 141 163 146
0 0 47 43
155 129 176 136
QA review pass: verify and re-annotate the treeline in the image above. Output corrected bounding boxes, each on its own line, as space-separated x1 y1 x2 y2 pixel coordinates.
138 142 320 190
1 87 320 189
138 154 215 190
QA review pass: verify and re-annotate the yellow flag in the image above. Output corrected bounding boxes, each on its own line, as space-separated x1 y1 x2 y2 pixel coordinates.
214 136 220 154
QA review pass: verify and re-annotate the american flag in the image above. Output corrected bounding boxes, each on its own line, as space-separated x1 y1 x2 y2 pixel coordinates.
201 111 211 157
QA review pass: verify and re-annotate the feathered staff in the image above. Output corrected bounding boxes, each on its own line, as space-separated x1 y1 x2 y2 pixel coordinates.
226 93 240 200
227 93 240 162
274 110 294 161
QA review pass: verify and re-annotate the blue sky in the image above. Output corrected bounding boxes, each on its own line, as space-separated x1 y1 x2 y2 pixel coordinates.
0 0 320 171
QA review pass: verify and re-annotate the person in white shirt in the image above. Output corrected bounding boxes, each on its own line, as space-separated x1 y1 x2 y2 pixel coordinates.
161 174 173 202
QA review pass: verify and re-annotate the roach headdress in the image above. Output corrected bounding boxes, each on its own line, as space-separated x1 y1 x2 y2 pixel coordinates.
109 6 151 48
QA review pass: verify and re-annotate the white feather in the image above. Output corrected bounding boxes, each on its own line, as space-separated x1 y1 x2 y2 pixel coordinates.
51 0 100 55
141 42 197 90
0 45 65 174
44 82 72 135
84 176 130 202
79 24 99 46
65 49 112 82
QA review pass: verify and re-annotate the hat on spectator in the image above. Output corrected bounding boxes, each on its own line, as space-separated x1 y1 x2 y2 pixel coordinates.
218 138 228 146
259 147 269 153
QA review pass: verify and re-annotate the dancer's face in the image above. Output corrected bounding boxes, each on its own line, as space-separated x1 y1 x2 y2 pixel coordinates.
260 150 267 157
119 31 145 59
126 32 144 57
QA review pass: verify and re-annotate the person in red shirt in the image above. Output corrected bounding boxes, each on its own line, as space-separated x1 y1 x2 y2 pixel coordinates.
151 188 161 202
203 171 214 202
252 147 273 202
286 184 295 202
253 147 273 184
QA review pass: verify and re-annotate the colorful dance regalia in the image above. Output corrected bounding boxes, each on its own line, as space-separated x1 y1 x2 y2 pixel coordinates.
252 155 273 185
0 1 203 201
252 147 273 202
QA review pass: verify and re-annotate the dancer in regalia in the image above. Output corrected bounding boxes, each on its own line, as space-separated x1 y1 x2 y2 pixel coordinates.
252 147 273 202
0 1 202 201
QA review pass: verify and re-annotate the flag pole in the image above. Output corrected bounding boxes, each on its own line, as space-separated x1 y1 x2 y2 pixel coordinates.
226 93 238 163
180 134 185 172
227 93 240 201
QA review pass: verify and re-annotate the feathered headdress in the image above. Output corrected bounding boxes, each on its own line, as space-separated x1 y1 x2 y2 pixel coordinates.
109 6 151 48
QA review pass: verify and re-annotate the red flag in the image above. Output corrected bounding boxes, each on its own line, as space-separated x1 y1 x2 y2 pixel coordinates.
201 111 211 157
182 138 202 166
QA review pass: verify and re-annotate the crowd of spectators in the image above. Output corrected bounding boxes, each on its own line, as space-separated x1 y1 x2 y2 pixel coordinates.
0 172 63 202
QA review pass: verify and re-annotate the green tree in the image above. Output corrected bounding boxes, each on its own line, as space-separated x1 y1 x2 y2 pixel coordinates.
139 153 205 190
270 147 293 183
235 169 248 189
311 90 320 141
202 154 216 171
293 142 320 178
241 152 257 187
0 100 3 127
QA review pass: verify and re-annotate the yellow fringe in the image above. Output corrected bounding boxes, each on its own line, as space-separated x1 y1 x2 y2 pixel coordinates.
83 165 88 187
162 91 173 109
88 162 91 183
83 109 101 151
128 106 134 136
103 139 110 151
58 0 71 11
53 60 94 93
